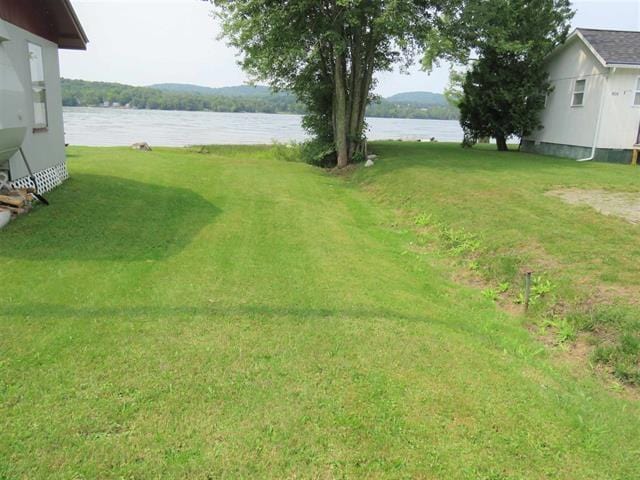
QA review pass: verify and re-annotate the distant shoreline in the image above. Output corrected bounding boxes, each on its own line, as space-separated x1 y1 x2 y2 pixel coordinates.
61 78 460 122
63 105 301 116
62 105 461 122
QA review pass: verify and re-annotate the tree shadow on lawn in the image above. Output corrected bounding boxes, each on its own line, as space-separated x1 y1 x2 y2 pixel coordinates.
0 174 220 261
0 301 526 345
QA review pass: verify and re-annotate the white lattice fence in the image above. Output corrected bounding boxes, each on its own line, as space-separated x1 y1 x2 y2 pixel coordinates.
10 162 69 193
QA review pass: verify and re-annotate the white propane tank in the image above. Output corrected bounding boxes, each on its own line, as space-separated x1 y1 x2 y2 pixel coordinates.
0 23 28 163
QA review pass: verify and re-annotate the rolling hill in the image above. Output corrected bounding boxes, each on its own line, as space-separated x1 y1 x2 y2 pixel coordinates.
386 91 449 107
61 79 458 120
150 83 277 97
151 83 448 106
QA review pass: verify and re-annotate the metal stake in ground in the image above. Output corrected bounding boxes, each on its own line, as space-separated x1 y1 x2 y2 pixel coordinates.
18 148 49 205
524 270 533 312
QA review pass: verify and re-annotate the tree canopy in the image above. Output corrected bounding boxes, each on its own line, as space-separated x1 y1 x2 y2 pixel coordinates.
425 0 574 150
211 0 457 167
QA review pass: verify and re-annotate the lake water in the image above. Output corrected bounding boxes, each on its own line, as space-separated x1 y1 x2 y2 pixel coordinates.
63 107 463 147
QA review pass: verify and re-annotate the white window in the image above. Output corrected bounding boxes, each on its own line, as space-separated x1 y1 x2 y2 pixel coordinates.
28 42 47 129
634 77 640 107
572 79 586 107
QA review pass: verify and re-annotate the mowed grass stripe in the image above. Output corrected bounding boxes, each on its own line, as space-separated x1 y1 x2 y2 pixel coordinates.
0 145 639 479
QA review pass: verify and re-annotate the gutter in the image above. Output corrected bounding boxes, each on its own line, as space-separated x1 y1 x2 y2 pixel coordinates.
577 68 611 162
607 63 640 69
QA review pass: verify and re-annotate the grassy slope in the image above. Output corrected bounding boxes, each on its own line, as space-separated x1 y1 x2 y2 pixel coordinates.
1 144 640 478
354 142 640 291
352 142 640 382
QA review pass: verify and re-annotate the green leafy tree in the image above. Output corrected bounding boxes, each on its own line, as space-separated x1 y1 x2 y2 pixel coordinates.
425 0 574 151
443 68 464 107
210 0 457 167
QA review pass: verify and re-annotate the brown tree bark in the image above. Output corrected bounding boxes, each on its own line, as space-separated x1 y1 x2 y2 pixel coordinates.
348 67 362 156
345 31 375 161
495 133 508 151
334 51 349 168
330 8 375 167
353 43 375 157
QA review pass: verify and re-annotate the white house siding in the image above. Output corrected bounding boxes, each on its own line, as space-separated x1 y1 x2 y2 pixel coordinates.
1 19 67 190
527 39 608 149
597 68 640 149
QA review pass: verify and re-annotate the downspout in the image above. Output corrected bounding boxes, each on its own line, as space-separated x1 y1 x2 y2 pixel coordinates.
577 68 612 162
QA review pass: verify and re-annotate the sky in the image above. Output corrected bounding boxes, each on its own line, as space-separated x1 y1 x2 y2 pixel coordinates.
59 0 640 97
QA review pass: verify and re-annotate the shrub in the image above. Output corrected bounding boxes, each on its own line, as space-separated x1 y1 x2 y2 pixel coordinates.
300 139 337 167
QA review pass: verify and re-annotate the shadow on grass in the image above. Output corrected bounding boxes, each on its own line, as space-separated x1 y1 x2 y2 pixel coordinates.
1 302 423 321
0 174 220 261
0 302 530 352
0 301 538 362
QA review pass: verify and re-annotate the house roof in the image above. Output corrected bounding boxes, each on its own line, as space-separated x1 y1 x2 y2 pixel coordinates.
0 0 88 50
575 28 640 67
49 0 88 50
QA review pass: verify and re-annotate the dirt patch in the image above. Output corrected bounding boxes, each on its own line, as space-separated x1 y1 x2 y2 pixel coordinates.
556 334 592 364
547 188 640 224
554 335 640 401
570 279 640 307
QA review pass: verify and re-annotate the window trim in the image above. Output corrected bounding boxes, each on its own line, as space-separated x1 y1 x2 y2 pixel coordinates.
633 76 640 108
571 78 586 108
27 41 48 129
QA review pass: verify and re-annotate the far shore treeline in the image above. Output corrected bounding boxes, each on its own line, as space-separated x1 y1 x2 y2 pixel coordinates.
61 78 459 121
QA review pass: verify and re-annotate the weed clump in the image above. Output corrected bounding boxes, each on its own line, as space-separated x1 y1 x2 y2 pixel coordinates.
584 307 640 384
411 210 640 387
272 141 302 162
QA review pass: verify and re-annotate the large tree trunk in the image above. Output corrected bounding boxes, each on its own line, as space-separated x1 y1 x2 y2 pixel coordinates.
347 30 363 158
495 132 508 151
350 73 371 158
354 46 375 156
330 12 375 167
346 35 375 161
334 52 349 168
348 70 362 157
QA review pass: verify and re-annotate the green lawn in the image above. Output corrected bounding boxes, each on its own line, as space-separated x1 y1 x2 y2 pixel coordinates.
1 143 640 479
352 142 640 383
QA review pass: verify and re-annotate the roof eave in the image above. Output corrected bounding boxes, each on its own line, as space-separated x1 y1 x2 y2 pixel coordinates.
606 63 640 69
59 0 88 50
